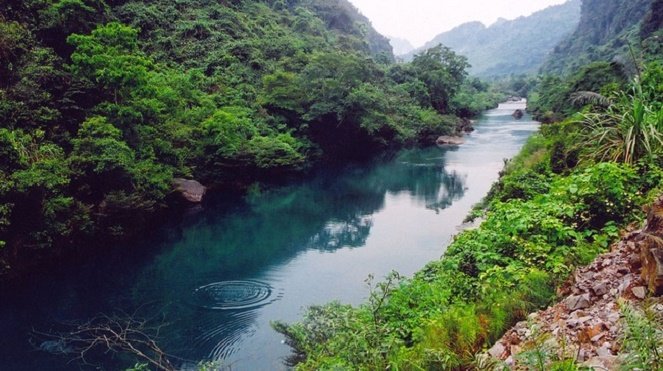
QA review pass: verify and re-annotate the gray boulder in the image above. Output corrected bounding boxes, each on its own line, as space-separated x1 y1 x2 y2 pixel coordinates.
172 178 207 203
436 136 465 146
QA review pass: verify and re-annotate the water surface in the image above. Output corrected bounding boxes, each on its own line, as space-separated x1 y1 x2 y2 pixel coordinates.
0 102 536 370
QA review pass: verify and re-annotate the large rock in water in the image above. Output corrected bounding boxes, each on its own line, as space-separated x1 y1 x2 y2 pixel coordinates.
512 109 524 119
640 196 663 295
436 136 465 145
172 178 207 203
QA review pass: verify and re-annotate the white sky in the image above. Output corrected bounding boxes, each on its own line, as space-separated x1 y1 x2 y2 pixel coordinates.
348 0 569 47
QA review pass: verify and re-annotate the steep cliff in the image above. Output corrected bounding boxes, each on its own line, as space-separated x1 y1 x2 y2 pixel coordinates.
541 0 653 74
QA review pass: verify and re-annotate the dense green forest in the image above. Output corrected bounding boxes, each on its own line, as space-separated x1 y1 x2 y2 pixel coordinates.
275 0 663 369
401 0 581 77
0 0 505 276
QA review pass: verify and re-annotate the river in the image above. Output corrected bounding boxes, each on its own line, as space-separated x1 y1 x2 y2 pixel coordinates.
0 101 537 370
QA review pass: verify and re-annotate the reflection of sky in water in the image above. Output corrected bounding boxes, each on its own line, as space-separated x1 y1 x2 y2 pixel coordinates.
0 103 537 371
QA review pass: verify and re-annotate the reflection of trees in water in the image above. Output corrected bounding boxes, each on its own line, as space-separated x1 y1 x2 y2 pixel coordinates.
307 216 373 251
337 147 466 214
127 146 466 365
426 170 467 213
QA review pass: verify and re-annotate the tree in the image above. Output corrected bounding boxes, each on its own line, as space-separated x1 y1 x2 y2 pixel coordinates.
69 116 135 197
68 22 152 103
411 45 469 114
40 0 109 36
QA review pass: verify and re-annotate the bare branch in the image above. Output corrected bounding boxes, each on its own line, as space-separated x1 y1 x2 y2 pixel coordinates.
33 313 179 371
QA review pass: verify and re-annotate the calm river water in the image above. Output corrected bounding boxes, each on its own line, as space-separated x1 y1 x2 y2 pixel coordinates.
0 102 537 370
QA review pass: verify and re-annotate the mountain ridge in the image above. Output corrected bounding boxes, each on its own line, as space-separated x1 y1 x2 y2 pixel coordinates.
402 0 581 77
388 36 415 56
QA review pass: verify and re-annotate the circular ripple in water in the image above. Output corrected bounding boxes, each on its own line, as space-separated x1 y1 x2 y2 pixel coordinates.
191 280 274 310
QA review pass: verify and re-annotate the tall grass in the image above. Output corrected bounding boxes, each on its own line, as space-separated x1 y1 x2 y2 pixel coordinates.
577 83 663 164
620 300 663 370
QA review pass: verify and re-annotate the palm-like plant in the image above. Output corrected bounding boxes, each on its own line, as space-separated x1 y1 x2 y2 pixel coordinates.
576 82 663 165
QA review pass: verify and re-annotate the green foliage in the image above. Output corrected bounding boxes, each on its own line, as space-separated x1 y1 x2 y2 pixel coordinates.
451 78 506 118
12 143 70 193
40 0 108 35
0 20 32 82
0 21 66 131
70 116 134 177
247 134 306 169
410 45 470 114
491 170 551 202
68 22 152 103
203 107 259 158
529 62 627 122
550 162 640 228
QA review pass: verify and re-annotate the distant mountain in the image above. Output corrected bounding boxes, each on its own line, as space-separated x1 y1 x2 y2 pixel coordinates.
403 0 581 77
541 0 654 74
388 36 415 56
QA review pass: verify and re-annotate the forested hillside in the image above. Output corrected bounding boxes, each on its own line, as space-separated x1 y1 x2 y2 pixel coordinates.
402 0 581 77
0 0 505 276
541 0 654 74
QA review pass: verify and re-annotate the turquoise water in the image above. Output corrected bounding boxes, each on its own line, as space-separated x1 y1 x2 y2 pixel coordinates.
0 102 537 370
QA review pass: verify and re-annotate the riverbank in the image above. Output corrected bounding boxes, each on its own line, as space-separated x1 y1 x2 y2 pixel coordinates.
485 205 663 369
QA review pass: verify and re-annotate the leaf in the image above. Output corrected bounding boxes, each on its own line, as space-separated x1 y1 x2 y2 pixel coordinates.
568 184 578 194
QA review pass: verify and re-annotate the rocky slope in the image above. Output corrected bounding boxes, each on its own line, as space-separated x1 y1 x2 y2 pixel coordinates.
486 197 663 369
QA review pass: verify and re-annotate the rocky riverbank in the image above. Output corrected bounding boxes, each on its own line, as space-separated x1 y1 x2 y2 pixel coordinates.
486 197 663 370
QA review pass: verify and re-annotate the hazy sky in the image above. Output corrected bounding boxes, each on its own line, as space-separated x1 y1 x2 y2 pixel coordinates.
348 0 569 47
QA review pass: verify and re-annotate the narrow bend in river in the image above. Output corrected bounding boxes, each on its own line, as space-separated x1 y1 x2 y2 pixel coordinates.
0 101 537 370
